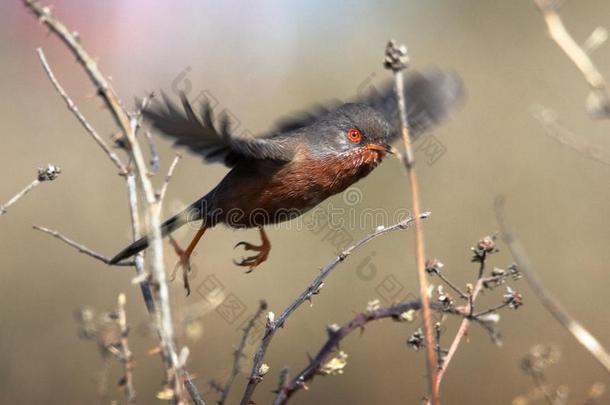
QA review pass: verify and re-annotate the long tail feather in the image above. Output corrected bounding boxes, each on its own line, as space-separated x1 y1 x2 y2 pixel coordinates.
109 209 193 264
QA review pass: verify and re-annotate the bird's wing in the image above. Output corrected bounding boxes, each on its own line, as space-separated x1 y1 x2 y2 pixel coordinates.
143 93 294 166
266 69 465 139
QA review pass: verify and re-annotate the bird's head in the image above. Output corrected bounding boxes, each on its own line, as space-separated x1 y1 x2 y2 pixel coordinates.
302 103 394 160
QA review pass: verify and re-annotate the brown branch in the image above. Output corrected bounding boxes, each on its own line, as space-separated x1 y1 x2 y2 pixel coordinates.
533 0 610 118
0 165 61 217
32 224 135 266
384 39 438 404
218 300 267 405
495 196 610 374
274 300 445 404
240 212 430 405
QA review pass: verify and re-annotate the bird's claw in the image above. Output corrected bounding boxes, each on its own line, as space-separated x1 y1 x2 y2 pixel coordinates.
233 240 270 273
168 236 192 296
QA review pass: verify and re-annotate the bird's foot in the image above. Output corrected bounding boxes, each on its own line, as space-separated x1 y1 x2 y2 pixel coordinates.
233 229 271 273
168 235 193 295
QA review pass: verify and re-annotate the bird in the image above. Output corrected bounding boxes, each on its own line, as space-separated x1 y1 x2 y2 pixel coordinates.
110 69 464 291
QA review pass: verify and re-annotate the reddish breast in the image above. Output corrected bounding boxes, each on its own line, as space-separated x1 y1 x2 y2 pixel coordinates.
215 148 385 227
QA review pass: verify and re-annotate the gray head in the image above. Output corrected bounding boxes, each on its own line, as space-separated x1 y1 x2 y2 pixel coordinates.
297 103 394 157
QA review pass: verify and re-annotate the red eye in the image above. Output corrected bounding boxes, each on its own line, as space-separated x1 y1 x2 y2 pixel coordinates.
347 128 362 143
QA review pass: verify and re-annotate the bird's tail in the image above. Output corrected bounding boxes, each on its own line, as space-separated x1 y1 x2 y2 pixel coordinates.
109 202 202 265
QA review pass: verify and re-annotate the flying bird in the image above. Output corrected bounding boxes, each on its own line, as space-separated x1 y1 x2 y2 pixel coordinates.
110 70 464 290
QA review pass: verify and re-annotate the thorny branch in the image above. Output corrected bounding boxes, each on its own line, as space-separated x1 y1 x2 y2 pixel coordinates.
0 165 61 217
495 196 610 374
23 1 204 403
384 39 438 404
273 300 433 404
240 212 430 405
217 300 268 405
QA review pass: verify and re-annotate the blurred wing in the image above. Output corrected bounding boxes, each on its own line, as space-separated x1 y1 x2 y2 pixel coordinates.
270 101 342 134
266 69 465 139
143 93 293 166
361 69 465 138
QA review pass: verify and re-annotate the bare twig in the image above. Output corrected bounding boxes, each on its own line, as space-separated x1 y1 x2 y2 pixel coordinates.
219 300 267 405
158 153 182 204
32 225 135 266
125 173 156 314
0 165 61 217
533 0 610 118
240 212 430 405
36 48 126 173
495 196 610 374
384 39 438 404
274 300 445 404
116 293 136 403
434 276 486 389
24 1 204 402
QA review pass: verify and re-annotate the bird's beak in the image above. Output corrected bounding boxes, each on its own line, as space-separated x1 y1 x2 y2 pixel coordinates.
366 143 393 154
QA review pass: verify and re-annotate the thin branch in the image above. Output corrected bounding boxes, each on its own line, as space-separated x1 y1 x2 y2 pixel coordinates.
24 1 204 402
495 196 610 374
116 293 136 404
434 276 486 390
1 180 39 217
0 165 61 217
274 300 445 404
36 48 126 173
32 224 135 266
158 153 182 204
240 212 430 405
384 39 438 404
219 300 267 405
533 0 610 118
125 173 156 313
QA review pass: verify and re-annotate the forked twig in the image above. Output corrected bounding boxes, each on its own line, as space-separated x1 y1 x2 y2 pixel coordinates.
533 0 610 118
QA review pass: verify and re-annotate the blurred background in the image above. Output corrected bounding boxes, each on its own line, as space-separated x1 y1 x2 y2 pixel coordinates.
2 1 610 404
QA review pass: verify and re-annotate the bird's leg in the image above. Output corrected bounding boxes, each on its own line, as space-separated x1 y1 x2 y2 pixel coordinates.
233 227 271 273
168 225 207 295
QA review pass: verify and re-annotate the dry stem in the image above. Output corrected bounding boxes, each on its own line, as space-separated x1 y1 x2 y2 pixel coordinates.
495 196 610 374
385 39 438 404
